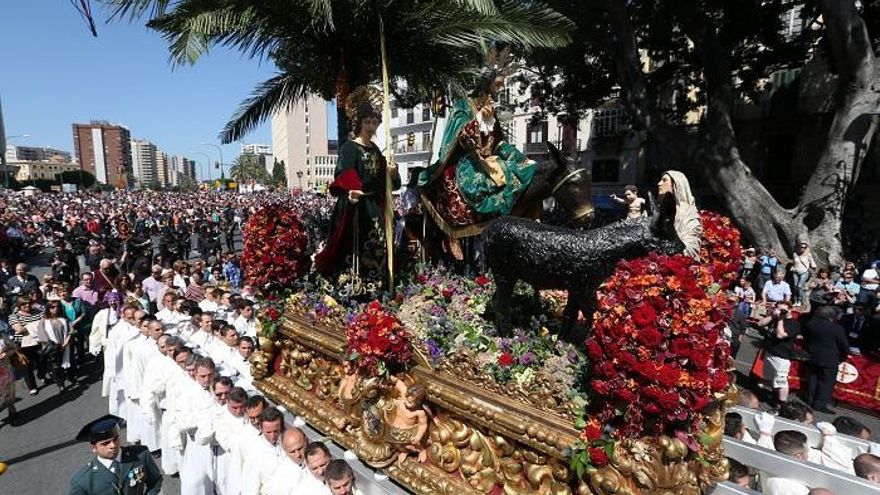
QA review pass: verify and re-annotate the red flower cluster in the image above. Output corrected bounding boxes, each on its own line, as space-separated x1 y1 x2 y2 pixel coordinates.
346 300 413 376
241 205 310 289
583 211 741 443
498 352 515 367
699 210 742 288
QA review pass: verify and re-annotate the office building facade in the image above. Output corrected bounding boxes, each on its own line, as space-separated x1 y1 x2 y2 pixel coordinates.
271 94 331 189
72 121 133 188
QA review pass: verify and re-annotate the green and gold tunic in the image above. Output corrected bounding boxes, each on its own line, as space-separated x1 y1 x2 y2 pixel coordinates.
419 97 536 216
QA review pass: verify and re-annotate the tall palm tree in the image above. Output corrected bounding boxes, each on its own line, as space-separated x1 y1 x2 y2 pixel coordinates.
101 0 574 143
229 152 270 183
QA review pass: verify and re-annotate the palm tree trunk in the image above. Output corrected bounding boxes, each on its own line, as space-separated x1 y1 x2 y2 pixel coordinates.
336 96 351 149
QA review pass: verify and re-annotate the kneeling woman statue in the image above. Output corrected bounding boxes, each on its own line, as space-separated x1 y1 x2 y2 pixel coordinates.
314 87 401 284
657 170 702 259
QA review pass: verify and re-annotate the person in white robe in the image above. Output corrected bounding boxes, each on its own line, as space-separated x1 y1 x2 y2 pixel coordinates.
120 313 151 445
160 346 197 475
213 387 252 495
88 292 122 356
133 319 165 451
241 407 286 495
233 302 259 340
155 293 180 326
261 427 308 495
188 312 217 350
102 306 140 417
761 430 812 494
178 357 220 495
298 442 333 495
141 335 183 474
199 288 220 314
192 377 241 495
324 460 366 495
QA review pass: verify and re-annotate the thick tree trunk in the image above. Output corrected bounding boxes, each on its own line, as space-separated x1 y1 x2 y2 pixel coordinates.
792 0 879 266
604 0 878 265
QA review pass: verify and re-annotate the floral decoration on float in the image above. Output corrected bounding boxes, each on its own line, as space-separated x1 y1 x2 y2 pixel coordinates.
572 211 742 494
240 204 310 289
346 300 413 376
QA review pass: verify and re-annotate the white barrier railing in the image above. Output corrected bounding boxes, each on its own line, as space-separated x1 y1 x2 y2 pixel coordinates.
709 481 762 495
723 437 880 494
730 405 870 458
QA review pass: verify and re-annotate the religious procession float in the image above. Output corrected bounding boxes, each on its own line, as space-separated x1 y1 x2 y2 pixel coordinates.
239 51 743 495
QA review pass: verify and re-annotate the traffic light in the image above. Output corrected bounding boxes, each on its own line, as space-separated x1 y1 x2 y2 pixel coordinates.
406 132 416 148
432 88 446 117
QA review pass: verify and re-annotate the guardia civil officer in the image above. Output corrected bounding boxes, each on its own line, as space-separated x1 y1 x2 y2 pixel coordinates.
69 415 162 495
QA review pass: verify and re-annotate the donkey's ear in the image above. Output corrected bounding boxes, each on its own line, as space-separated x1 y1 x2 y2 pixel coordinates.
546 142 565 167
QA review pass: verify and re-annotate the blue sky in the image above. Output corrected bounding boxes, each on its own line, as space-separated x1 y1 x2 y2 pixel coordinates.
1 1 328 180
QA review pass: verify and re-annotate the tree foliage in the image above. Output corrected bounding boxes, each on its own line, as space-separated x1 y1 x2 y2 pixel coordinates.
59 170 97 188
522 0 880 264
271 158 287 187
230 151 270 183
104 0 575 143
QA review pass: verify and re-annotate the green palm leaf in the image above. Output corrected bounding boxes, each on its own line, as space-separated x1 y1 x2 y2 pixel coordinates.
104 0 574 142
221 72 310 143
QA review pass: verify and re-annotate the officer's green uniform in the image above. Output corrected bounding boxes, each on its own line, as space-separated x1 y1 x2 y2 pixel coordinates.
68 415 162 495
69 445 162 495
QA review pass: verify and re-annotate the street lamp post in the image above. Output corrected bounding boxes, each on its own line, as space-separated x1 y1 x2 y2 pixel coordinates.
201 142 224 180
194 152 213 184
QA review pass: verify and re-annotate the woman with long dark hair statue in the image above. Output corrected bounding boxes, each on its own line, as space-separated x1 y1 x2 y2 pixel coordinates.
315 87 401 284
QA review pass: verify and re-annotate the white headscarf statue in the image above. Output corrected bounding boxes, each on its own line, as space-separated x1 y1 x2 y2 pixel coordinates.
662 170 702 260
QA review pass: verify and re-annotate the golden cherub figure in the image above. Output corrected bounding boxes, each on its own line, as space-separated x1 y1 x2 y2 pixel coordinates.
385 374 430 464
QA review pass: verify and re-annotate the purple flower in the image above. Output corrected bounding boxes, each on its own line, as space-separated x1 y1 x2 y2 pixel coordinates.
518 351 537 366
426 339 442 362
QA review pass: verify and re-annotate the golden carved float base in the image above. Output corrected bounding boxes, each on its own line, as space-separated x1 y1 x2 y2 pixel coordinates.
251 312 727 495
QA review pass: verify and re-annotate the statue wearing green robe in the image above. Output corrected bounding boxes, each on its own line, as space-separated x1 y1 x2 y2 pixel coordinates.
418 97 536 216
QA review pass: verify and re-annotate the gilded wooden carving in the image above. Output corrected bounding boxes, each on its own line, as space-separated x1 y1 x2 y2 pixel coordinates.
252 313 728 495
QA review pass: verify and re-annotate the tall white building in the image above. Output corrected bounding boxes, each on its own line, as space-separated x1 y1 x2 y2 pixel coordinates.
156 151 170 188
372 99 434 187
170 155 196 186
240 143 274 173
271 94 331 189
130 138 158 188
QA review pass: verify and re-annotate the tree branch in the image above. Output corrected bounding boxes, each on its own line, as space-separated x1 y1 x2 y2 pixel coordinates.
821 0 874 89
602 0 696 161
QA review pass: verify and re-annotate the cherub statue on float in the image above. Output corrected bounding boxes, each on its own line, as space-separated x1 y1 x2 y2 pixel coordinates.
384 375 431 463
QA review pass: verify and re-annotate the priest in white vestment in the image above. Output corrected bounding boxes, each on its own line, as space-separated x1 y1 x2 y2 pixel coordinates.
178 358 220 495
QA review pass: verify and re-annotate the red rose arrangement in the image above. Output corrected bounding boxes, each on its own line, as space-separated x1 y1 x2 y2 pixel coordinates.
574 211 740 473
699 210 743 288
346 300 413 376
241 205 310 290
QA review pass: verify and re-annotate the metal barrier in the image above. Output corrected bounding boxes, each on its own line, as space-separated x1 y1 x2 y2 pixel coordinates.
730 405 870 458
723 437 880 494
708 481 762 495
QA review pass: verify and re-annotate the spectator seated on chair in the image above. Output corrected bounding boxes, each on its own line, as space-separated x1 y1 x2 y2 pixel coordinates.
727 457 752 488
854 453 880 484
779 402 814 425
763 430 811 495
832 416 872 441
